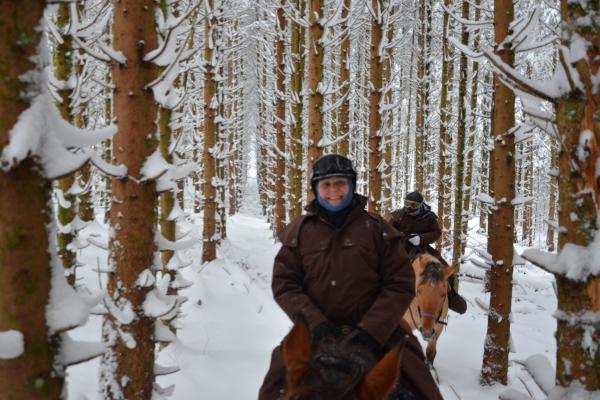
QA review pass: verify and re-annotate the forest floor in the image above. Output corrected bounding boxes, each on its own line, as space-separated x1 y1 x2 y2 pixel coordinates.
66 181 557 400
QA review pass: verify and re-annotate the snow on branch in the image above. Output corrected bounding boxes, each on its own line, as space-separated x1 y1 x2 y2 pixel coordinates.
450 37 559 103
521 228 600 281
47 224 94 334
498 389 530 400
440 1 493 28
513 354 554 395
140 149 197 192
155 229 199 252
58 332 107 369
0 93 120 179
0 330 24 360
155 363 180 376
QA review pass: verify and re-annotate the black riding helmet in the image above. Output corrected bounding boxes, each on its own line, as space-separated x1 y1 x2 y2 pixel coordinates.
404 190 424 210
310 154 357 192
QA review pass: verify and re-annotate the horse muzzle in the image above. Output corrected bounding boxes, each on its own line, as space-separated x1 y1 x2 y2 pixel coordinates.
419 327 436 342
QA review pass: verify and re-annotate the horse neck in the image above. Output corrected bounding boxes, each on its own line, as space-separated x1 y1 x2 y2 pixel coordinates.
405 297 422 329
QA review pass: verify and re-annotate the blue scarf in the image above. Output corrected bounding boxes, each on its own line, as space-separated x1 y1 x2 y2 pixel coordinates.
317 182 354 212
405 203 426 217
316 182 355 227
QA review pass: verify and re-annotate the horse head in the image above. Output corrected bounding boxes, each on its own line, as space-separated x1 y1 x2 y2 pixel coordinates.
414 254 453 341
282 322 402 400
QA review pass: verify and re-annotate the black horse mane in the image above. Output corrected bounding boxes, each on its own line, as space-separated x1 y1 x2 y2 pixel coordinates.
286 336 376 400
420 260 444 285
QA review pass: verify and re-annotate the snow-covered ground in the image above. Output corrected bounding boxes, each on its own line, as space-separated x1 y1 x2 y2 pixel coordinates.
67 181 557 399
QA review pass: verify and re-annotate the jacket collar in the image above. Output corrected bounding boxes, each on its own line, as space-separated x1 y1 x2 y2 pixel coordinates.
305 194 367 227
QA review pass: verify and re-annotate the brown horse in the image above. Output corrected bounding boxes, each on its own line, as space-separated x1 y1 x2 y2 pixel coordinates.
402 253 452 364
281 322 403 400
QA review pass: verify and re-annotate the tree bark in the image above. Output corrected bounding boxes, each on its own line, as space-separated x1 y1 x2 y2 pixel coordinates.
546 138 558 251
99 2 159 398
436 0 454 253
414 0 426 193
307 0 324 196
451 0 471 276
275 0 287 234
337 0 351 156
552 0 600 390
0 4 64 397
289 0 306 219
202 0 219 262
481 0 516 385
368 0 383 214
54 3 77 285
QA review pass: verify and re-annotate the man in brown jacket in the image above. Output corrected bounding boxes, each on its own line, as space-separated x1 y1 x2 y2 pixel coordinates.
258 155 443 400
390 190 467 314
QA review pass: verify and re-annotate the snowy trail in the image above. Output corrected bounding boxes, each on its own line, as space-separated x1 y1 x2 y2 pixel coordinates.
67 181 557 399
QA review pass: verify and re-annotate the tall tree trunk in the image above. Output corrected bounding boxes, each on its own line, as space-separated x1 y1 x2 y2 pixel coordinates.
368 0 383 214
74 5 94 224
307 0 324 195
451 0 471 277
337 0 351 156
436 0 454 253
478 70 493 232
551 0 600 391
522 140 533 246
202 0 219 263
546 138 558 251
54 3 77 285
289 0 306 219
481 0 516 385
460 0 481 260
275 0 287 234
159 107 175 267
100 2 158 398
414 0 426 192
404 40 415 197
0 2 64 398
382 18 395 218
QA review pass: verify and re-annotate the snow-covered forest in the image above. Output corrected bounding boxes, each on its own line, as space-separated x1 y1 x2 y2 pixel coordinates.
0 0 598 399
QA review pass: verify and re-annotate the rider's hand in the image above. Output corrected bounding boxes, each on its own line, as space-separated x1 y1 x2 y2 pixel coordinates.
408 235 420 246
311 320 340 344
348 327 383 361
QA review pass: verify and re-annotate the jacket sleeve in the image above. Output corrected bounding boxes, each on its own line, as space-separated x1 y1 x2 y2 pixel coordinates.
272 241 327 332
388 211 407 242
358 223 415 346
389 210 402 231
419 213 441 245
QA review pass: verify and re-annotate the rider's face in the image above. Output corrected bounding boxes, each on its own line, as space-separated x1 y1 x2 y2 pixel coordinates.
317 177 350 207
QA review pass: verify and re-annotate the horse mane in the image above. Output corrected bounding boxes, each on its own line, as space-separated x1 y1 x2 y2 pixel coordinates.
417 254 445 285
283 322 403 400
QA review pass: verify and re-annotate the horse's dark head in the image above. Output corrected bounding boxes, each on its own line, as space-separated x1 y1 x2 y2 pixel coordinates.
282 323 402 400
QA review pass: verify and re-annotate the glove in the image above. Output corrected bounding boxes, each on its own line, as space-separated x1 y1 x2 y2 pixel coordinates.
311 320 340 344
408 235 421 246
349 327 383 361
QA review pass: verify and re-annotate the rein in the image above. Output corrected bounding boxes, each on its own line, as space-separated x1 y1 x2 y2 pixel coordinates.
408 289 449 334
419 307 448 326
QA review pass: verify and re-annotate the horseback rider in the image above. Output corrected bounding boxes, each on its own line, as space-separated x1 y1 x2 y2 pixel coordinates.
390 191 467 314
258 154 443 400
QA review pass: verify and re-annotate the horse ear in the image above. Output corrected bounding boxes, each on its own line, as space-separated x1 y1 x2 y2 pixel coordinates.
358 346 402 400
283 322 312 391
443 266 454 280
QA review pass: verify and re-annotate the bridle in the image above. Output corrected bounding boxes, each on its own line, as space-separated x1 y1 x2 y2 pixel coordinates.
408 288 449 340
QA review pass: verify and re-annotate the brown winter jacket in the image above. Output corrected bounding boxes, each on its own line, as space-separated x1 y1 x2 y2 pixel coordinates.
389 206 443 261
273 195 415 346
259 195 443 400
